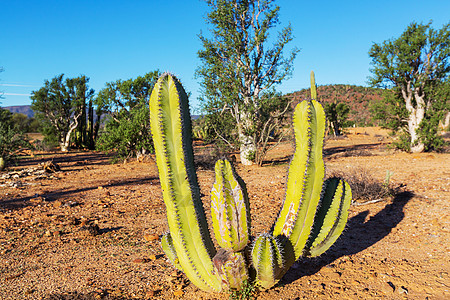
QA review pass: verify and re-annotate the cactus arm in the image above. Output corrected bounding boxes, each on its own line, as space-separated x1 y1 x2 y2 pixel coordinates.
304 178 352 257
251 234 284 290
161 232 181 270
211 159 249 251
149 73 221 292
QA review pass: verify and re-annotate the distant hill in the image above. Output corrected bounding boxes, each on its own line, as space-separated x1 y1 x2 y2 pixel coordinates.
2 105 34 118
286 85 385 126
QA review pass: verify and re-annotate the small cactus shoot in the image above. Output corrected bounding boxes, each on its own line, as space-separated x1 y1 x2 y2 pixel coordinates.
149 72 352 292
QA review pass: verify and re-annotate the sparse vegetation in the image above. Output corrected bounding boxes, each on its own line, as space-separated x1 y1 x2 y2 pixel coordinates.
0 108 31 170
329 167 396 204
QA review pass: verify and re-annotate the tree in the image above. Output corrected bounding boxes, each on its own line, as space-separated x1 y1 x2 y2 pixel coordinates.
324 101 350 136
95 71 160 159
197 0 298 165
31 75 94 152
0 108 31 170
369 21 450 152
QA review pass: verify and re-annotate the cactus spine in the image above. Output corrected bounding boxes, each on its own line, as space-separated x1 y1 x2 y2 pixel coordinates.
150 72 352 293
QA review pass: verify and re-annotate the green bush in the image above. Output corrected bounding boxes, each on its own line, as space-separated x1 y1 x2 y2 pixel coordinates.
96 102 153 159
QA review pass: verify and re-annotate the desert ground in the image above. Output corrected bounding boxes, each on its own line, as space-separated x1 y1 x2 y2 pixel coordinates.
0 127 449 299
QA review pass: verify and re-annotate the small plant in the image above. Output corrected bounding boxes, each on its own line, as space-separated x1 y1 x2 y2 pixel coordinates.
330 167 395 203
229 280 256 300
149 72 352 292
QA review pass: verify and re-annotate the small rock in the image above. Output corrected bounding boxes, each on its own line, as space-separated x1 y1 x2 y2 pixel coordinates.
87 224 100 236
53 201 63 208
146 290 156 298
144 234 160 242
398 286 408 294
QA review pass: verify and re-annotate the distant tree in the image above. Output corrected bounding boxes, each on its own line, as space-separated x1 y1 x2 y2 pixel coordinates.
95 71 160 159
0 108 30 170
369 21 450 152
10 113 30 132
197 0 298 165
31 74 95 152
324 101 350 136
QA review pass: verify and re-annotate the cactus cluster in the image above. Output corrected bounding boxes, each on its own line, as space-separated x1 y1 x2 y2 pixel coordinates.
149 71 352 293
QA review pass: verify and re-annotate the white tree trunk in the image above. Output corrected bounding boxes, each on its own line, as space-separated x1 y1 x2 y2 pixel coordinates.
59 110 83 152
239 132 256 166
238 110 256 165
403 83 426 153
440 111 450 131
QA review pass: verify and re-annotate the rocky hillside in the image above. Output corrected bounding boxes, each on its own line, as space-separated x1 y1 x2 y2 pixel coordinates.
286 85 385 126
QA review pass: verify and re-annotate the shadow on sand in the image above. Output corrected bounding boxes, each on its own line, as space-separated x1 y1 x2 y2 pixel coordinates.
282 191 414 285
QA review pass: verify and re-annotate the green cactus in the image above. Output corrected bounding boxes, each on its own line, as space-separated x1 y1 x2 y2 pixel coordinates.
149 72 352 293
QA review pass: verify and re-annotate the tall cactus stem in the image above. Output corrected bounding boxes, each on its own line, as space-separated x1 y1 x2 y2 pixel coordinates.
149 73 221 292
272 99 326 260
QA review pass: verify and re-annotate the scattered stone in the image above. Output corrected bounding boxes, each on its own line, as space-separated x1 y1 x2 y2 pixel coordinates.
398 286 408 295
52 200 63 208
144 233 160 242
40 161 61 173
80 222 100 236
63 200 79 207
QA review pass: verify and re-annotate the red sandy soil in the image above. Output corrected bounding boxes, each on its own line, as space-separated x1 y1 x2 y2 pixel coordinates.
0 127 449 299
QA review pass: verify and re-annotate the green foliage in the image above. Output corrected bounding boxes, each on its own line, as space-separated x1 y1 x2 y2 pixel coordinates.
31 74 95 152
96 101 153 158
95 71 160 160
0 108 31 170
229 280 256 300
419 78 450 151
150 73 352 293
324 101 350 136
369 21 450 152
197 0 298 165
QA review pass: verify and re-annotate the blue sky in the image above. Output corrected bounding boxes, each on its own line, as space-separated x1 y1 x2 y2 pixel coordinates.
1 0 449 112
